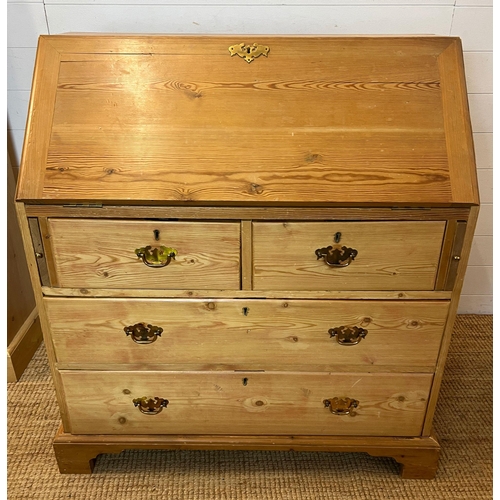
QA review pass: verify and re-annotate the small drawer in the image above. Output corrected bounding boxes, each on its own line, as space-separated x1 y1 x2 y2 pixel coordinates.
253 221 446 291
45 297 448 372
44 219 241 289
60 370 433 436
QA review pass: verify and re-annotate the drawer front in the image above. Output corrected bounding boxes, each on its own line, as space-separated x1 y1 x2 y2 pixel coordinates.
45 298 448 372
46 219 241 289
253 221 446 291
61 370 432 436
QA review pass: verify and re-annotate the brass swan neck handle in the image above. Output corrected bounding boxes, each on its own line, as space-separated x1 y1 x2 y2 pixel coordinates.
315 245 358 267
135 245 177 268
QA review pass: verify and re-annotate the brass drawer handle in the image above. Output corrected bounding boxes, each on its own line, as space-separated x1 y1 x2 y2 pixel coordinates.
124 323 163 344
133 397 169 415
135 245 177 268
329 326 367 346
323 397 359 416
315 245 358 267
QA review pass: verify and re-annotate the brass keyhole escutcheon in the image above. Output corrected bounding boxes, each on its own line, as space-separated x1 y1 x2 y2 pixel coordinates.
228 43 270 63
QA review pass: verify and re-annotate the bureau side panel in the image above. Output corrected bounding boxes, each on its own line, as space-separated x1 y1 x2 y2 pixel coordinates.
422 206 479 434
14 203 72 431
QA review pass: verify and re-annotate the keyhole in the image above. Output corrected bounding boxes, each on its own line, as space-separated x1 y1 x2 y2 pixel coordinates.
154 229 160 241
242 378 248 386
334 232 341 243
242 307 249 316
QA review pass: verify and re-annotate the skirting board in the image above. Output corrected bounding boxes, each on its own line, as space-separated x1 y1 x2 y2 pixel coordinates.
7 308 43 383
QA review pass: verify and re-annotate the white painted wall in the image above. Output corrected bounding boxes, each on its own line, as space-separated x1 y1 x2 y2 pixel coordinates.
7 0 493 313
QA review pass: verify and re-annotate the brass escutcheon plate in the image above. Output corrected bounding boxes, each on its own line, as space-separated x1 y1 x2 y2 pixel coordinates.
229 43 270 63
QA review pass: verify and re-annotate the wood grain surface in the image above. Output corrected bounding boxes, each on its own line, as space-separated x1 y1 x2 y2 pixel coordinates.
45 298 449 372
438 39 479 204
253 221 445 290
12 34 480 478
15 35 478 205
14 203 72 430
15 37 61 202
52 425 441 477
46 219 241 289
60 370 433 436
24 205 471 220
423 205 479 434
41 287 453 300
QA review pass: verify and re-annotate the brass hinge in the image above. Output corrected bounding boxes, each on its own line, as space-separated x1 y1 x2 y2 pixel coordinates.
62 203 103 208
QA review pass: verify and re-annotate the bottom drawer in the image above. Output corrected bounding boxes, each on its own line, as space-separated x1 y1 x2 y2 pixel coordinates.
61 371 432 437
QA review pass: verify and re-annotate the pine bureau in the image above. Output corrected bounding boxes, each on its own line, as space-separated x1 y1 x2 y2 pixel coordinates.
15 35 479 478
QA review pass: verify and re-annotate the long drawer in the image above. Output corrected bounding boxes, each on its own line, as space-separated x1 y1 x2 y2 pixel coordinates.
60 370 433 436
45 298 449 371
253 221 446 290
44 219 241 289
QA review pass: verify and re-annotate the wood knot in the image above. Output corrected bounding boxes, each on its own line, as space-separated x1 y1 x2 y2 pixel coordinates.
249 183 264 195
118 417 127 424
305 153 322 163
180 192 194 201
206 302 216 310
184 89 202 99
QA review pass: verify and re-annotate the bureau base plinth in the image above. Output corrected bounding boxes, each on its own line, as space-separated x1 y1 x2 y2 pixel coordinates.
52 426 440 479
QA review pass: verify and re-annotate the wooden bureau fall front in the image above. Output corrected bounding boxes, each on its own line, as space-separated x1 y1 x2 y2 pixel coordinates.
15 35 479 478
